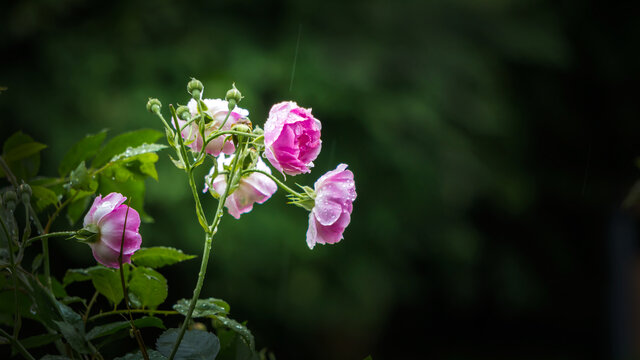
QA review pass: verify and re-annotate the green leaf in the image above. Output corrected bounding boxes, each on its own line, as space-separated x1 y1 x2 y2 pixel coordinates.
132 247 197 268
58 130 107 176
42 356 72 360
68 161 98 191
114 350 167 360
37 275 68 298
214 328 258 360
87 266 124 306
86 316 165 340
17 333 61 350
0 291 36 324
98 174 152 222
66 192 93 225
1 132 44 180
31 185 60 212
92 129 163 168
3 142 47 162
128 267 168 309
173 298 229 318
212 316 254 351
110 143 168 163
27 277 61 329
102 152 161 182
26 277 90 354
156 329 220 360
32 253 44 272
63 268 91 286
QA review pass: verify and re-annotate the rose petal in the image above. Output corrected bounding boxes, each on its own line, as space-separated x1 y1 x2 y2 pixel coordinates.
85 193 126 226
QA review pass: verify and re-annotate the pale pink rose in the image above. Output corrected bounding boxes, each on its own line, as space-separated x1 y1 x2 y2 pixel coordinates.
306 164 356 249
83 193 142 268
264 101 322 175
176 98 249 156
204 155 277 219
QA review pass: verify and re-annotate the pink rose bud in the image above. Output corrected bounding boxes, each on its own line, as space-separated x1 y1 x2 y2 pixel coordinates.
204 155 277 219
264 101 322 175
82 193 142 268
176 98 249 156
306 164 356 249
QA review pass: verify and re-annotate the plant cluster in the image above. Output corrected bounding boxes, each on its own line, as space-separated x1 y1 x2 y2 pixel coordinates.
0 79 357 359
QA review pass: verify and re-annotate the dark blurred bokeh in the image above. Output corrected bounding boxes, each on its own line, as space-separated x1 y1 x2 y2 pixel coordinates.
2 0 640 359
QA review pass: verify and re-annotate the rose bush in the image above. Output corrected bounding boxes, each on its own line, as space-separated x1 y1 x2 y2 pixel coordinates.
0 79 357 360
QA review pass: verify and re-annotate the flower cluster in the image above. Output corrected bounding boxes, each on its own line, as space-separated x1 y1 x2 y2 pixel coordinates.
168 85 357 249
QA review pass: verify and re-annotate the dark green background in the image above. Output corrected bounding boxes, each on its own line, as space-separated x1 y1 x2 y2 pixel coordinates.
2 0 639 359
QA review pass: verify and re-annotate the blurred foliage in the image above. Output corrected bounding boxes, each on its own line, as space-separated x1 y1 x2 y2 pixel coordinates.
2 0 640 359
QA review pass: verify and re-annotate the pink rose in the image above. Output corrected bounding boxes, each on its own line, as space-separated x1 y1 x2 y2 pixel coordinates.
204 155 277 219
82 193 142 268
306 164 356 249
264 101 322 175
177 98 249 156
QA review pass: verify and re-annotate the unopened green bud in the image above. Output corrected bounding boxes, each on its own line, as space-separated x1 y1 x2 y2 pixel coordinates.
176 105 191 120
225 83 243 106
232 124 251 133
187 78 204 98
231 124 251 146
18 183 32 204
252 126 264 136
3 191 17 212
146 98 162 113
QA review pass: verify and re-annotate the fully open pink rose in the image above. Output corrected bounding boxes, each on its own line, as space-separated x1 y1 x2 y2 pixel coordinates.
264 101 322 175
83 193 142 268
306 164 356 249
204 155 277 219
176 98 249 156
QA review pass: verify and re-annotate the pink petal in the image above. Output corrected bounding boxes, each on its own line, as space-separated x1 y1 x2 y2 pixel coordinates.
89 241 131 268
98 204 142 255
306 212 319 249
85 193 126 226
312 196 343 226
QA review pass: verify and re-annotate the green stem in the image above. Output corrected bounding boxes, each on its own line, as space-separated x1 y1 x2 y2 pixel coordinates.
204 130 258 145
168 140 247 360
0 328 35 360
187 169 209 231
25 231 76 247
88 309 179 322
170 105 193 171
152 108 173 133
242 169 302 197
83 292 99 324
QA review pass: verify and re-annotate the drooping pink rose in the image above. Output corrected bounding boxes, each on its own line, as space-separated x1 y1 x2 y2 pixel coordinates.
204 155 277 219
82 193 142 268
264 101 322 175
306 164 356 249
176 98 249 156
